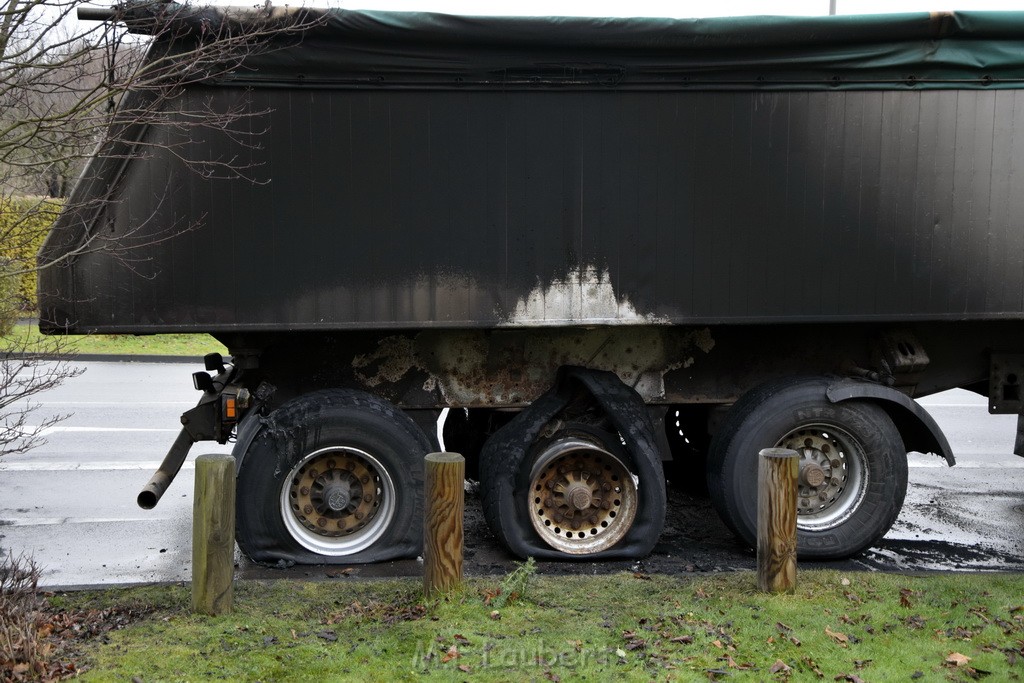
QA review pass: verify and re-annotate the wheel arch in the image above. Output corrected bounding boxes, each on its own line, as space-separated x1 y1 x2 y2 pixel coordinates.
825 378 954 466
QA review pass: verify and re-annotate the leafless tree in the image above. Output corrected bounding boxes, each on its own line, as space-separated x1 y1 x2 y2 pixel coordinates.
0 0 320 458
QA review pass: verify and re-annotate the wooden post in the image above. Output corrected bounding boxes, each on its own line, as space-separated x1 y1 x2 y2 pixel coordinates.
192 453 236 615
423 452 464 598
757 447 798 594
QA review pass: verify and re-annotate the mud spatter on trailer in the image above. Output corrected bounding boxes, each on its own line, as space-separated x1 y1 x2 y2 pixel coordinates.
351 327 715 406
500 266 670 327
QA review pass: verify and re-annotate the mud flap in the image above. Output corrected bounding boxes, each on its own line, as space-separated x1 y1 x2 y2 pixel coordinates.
480 366 666 560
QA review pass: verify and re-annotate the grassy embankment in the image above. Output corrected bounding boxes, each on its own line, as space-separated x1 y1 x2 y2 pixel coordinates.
47 569 1024 681
2 322 226 357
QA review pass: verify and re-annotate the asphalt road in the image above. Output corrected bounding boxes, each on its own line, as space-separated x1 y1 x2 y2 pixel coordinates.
1 361 1022 588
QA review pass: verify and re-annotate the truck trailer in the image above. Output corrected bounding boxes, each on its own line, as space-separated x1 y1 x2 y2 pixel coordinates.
39 6 1024 564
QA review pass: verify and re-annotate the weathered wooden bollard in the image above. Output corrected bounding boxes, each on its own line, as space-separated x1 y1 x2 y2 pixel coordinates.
423 452 465 598
192 453 236 615
757 447 798 594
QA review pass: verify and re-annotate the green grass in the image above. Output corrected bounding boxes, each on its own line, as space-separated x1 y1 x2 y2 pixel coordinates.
51 569 1024 681
2 322 226 357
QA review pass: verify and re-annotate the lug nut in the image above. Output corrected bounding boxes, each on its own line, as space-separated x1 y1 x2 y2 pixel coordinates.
317 517 327 527
363 494 372 503
303 504 313 515
831 459 841 468
355 511 364 520
300 486 310 496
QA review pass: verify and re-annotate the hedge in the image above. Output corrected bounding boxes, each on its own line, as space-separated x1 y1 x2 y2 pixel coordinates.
0 197 62 321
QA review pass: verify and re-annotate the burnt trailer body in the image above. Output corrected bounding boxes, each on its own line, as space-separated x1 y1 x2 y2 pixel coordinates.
39 7 1024 564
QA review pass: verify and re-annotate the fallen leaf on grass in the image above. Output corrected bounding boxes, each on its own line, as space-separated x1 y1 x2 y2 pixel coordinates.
825 627 849 646
316 630 337 642
458 664 471 673
770 659 792 674
670 635 694 644
454 634 471 646
441 645 461 663
711 639 723 649
900 588 914 609
945 652 971 667
801 656 824 678
633 572 652 580
834 674 865 683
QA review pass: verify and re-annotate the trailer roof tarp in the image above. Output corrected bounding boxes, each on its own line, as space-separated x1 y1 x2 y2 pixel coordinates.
131 6 1024 90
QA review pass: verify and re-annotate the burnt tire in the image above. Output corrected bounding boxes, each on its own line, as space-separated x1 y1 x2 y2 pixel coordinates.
235 389 430 565
707 378 908 560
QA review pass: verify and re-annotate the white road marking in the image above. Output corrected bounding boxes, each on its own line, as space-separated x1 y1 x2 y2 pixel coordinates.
0 517 163 527
0 461 197 471
34 401 192 406
41 426 180 433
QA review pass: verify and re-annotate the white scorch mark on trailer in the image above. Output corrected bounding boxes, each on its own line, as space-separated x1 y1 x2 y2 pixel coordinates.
499 266 670 327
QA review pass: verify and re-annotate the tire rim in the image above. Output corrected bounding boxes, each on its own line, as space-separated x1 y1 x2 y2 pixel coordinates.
528 436 638 554
777 423 868 531
280 446 396 556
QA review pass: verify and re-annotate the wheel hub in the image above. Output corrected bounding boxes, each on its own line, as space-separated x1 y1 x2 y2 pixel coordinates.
322 480 354 512
285 450 385 539
528 435 638 554
565 482 594 511
800 462 827 488
776 425 866 529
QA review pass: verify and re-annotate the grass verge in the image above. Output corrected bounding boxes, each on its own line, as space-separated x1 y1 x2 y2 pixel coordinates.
43 569 1024 681
2 323 226 357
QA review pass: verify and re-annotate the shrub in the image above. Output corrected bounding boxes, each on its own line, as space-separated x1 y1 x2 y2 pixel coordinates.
0 197 62 316
0 553 46 681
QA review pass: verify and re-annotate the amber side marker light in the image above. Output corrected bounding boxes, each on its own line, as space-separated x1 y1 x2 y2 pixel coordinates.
223 396 237 420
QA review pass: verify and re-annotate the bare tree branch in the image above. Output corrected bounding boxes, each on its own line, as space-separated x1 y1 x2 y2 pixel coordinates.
0 1 322 460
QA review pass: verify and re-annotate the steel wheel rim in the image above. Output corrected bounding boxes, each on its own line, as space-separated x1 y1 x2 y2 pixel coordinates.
777 423 868 531
528 437 638 554
280 446 396 556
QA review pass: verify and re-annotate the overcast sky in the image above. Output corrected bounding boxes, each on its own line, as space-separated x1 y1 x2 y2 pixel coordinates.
331 0 1024 17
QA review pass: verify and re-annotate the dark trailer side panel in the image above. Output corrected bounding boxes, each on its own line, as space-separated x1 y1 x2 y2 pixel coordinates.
38 10 1024 333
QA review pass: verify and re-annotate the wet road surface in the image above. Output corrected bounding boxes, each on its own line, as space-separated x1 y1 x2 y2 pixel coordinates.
1 361 1022 588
